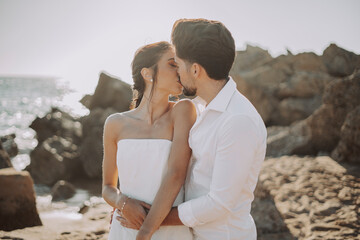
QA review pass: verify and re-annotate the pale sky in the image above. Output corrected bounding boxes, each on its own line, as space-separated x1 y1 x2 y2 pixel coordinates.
0 0 359 94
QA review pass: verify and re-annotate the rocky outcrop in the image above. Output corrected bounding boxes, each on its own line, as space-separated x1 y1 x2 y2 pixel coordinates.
27 72 131 183
75 72 132 178
88 72 132 112
79 107 117 178
267 70 360 159
26 136 82 186
257 156 359 239
322 43 360 77
79 94 93 109
0 134 19 158
230 44 360 126
331 106 360 163
30 108 82 145
307 70 360 153
0 168 42 231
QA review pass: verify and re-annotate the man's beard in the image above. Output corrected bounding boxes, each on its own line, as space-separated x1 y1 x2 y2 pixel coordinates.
183 85 196 96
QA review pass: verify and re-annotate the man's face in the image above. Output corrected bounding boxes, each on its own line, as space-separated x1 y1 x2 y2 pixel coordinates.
174 54 197 96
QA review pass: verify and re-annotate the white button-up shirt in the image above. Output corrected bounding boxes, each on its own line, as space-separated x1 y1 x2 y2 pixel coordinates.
178 78 267 240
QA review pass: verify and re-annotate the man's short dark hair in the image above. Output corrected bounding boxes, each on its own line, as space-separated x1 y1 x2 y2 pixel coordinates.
171 18 235 80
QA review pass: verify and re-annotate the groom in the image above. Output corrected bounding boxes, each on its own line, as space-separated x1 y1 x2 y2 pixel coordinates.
121 18 267 239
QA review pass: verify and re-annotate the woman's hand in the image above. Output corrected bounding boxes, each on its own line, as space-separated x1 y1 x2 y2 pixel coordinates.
115 195 151 229
116 210 140 230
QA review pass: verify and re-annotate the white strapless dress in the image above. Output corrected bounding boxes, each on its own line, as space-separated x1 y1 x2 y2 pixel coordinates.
108 139 193 240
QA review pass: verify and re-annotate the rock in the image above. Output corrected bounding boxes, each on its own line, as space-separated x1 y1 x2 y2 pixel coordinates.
79 94 93 109
231 44 273 73
0 142 12 169
266 121 311 157
258 156 360 239
51 180 76 201
79 107 117 178
306 70 360 154
231 48 336 126
0 134 19 158
252 181 294 239
276 71 335 99
78 200 91 214
290 52 327 72
0 168 42 231
331 106 360 163
232 73 279 124
89 72 132 112
322 43 360 77
30 107 82 145
267 70 360 157
276 96 322 126
26 136 81 186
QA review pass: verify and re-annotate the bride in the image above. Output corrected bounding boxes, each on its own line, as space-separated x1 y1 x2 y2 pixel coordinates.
102 41 196 239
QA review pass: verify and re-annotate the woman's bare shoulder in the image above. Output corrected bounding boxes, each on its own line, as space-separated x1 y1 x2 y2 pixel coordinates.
171 99 196 122
104 110 135 130
172 99 195 112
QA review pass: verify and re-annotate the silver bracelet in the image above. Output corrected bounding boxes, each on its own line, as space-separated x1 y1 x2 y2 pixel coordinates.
120 196 129 214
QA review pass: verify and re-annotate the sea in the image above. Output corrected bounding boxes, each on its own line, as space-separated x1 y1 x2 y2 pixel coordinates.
0 76 90 170
0 77 95 220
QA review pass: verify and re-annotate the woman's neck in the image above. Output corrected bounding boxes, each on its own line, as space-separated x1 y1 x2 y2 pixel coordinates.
136 89 170 125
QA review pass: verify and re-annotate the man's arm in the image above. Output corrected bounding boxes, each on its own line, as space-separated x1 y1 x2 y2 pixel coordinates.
161 207 183 225
177 115 262 227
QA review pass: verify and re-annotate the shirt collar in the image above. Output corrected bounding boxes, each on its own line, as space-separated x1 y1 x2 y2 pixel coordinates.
205 77 237 113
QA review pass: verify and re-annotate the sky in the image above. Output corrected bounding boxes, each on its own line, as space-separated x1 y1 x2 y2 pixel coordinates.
0 0 359 94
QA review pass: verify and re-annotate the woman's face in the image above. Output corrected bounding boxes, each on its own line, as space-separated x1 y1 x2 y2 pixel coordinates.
153 48 182 96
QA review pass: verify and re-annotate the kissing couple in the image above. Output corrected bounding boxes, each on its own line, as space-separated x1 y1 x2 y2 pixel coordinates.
102 18 267 240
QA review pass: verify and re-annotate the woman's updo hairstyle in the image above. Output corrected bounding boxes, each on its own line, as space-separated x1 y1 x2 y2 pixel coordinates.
130 41 172 109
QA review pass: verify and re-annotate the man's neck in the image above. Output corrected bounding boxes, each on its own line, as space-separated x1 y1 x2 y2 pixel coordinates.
196 78 228 106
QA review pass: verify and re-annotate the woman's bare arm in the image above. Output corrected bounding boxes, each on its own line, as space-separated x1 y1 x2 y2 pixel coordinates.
102 114 149 229
136 100 196 237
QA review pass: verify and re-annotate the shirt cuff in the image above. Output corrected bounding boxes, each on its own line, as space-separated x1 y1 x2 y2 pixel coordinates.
178 201 198 227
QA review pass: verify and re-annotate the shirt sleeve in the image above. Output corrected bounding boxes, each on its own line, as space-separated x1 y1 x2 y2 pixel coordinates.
178 114 260 227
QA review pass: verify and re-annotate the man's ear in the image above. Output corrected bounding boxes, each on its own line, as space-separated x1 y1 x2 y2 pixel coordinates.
191 63 201 79
140 68 153 83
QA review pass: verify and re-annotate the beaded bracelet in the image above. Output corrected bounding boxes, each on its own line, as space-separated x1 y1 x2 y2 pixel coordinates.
120 196 129 214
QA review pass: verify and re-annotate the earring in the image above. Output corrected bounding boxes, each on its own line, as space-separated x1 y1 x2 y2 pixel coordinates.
150 79 153 82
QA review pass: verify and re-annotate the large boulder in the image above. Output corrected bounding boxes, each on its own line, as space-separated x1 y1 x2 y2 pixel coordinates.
89 72 132 112
322 43 360 77
0 134 19 158
79 107 117 178
0 168 42 231
51 180 76 201
30 108 82 145
26 136 82 186
0 142 12 169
